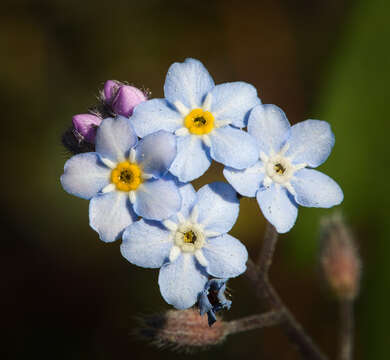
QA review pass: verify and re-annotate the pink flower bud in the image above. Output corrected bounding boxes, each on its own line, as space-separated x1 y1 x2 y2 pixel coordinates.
137 308 227 350
320 214 361 300
111 85 147 117
72 114 102 143
103 80 120 102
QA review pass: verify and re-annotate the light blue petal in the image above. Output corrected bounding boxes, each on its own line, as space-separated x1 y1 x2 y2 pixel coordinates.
89 191 137 243
256 184 298 234
133 177 181 220
61 153 110 200
291 169 343 208
121 219 172 268
135 131 177 178
131 99 182 138
247 104 290 154
285 120 335 167
210 82 261 128
169 182 197 223
210 126 258 169
164 58 215 108
158 253 208 309
169 135 211 182
202 234 248 278
95 116 137 162
223 160 264 197
196 182 239 234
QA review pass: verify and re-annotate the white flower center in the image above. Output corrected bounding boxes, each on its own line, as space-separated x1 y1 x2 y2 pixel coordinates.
260 144 307 195
265 154 294 184
174 222 205 253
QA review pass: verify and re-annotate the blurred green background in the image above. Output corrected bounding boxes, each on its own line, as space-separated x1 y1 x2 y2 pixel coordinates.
2 0 389 359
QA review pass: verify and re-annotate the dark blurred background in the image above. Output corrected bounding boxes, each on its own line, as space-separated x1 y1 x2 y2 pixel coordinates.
2 0 389 359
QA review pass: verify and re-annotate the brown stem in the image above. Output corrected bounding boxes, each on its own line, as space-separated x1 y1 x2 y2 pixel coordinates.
224 311 283 336
246 223 329 360
339 299 354 360
257 221 279 274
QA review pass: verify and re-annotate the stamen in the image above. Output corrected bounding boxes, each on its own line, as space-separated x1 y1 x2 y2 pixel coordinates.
184 230 197 244
274 163 286 174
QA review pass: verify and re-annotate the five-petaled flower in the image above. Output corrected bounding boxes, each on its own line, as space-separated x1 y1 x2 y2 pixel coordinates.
224 104 343 233
61 116 181 242
198 278 232 326
130 58 260 182
120 182 248 309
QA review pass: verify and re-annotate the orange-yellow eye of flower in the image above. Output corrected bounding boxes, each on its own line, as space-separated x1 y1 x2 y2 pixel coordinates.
111 161 142 191
184 108 214 135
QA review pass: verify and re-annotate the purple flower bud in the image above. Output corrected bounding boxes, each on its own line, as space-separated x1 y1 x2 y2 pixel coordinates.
111 85 147 117
72 114 102 143
103 80 120 102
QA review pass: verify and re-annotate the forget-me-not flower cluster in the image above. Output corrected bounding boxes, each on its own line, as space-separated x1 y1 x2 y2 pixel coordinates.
61 58 343 323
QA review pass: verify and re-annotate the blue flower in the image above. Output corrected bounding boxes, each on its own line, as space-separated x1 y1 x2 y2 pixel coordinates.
130 58 260 182
198 279 232 326
61 116 181 242
224 104 344 233
120 182 248 309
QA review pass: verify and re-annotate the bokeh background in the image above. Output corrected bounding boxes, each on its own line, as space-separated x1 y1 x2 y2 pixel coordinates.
2 0 390 359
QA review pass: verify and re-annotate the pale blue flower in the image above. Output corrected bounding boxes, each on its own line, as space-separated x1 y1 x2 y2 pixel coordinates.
224 104 344 233
61 116 181 242
198 278 231 326
120 182 248 309
131 58 260 182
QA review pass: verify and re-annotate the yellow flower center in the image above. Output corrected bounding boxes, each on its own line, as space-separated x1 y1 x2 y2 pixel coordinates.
183 230 197 244
110 161 142 191
184 108 214 135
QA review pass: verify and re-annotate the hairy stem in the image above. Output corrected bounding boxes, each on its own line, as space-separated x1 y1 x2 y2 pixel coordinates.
257 221 279 274
246 223 328 360
339 299 354 360
224 311 283 336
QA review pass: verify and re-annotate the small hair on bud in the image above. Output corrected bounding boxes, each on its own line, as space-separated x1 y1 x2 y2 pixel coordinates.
61 126 95 155
320 213 361 300
135 308 227 352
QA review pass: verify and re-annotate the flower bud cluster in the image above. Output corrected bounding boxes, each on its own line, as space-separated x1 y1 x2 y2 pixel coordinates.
62 80 147 154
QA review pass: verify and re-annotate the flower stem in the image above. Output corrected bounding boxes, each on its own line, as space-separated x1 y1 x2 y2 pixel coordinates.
339 299 354 360
224 311 283 336
246 223 328 360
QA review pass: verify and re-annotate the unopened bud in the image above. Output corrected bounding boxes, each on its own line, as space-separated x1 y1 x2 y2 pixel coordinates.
111 85 147 117
103 80 120 102
320 214 361 300
72 113 102 143
137 308 226 351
